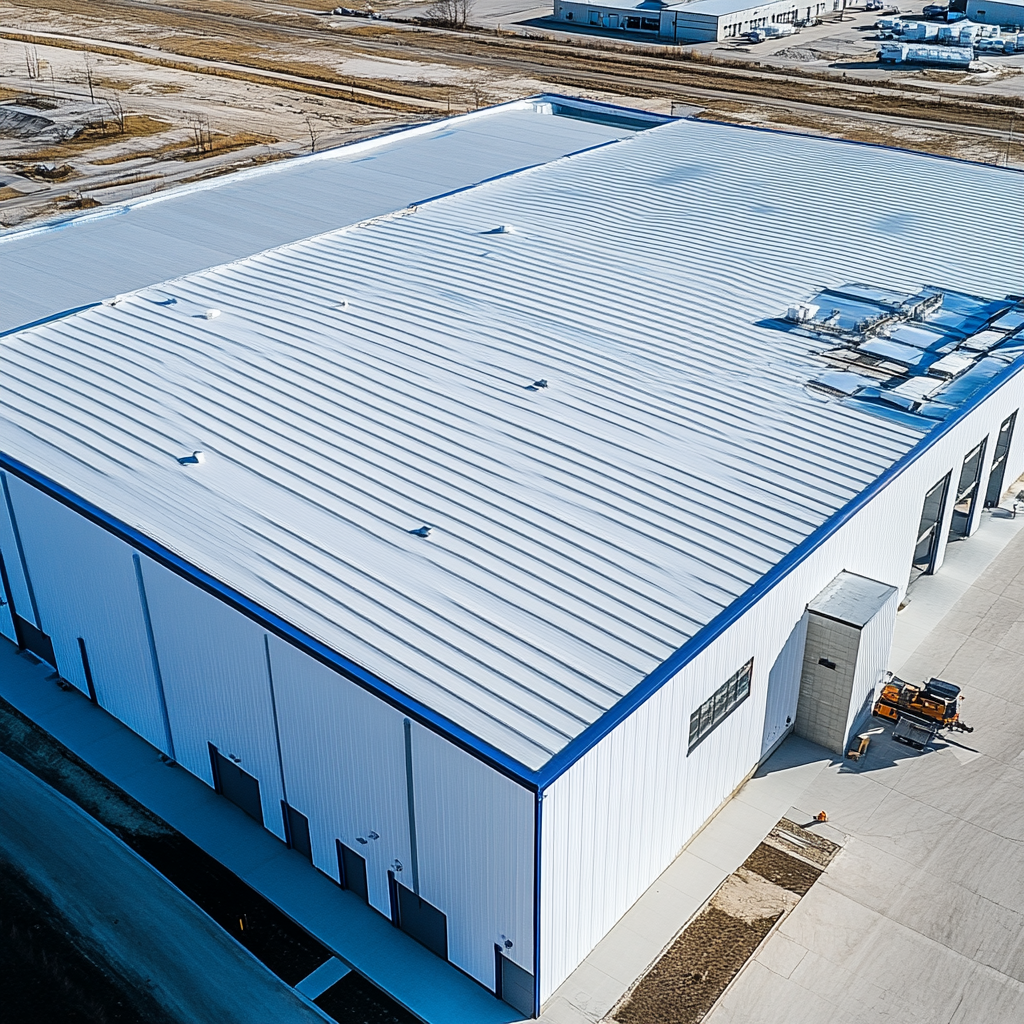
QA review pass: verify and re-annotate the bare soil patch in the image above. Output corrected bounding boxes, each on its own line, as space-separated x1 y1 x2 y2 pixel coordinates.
612 818 841 1024
614 905 781 1024
742 842 821 896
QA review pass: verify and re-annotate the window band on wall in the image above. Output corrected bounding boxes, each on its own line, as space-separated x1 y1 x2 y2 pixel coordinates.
687 659 753 753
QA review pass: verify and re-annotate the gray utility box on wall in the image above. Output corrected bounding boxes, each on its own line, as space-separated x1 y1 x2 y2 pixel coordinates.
795 572 899 755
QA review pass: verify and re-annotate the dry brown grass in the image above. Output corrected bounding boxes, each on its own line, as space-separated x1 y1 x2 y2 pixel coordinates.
0 31 433 113
180 130 277 160
92 76 134 91
13 114 172 162
91 129 275 164
0 186 25 202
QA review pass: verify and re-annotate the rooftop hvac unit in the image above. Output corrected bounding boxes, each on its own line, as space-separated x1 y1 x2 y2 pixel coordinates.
786 302 819 323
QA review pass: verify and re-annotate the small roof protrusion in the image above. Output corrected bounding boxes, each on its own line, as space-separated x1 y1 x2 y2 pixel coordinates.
178 451 206 466
410 525 433 538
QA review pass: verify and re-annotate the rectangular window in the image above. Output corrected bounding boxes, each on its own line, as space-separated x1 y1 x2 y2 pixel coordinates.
626 16 641 28
688 659 753 753
640 17 660 29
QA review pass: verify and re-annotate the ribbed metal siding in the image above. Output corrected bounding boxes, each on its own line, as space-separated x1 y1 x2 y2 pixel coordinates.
140 558 286 838
268 635 412 914
411 721 534 985
539 376 1024 1001
2 476 169 746
760 612 807 758
0 472 33 638
846 589 899 742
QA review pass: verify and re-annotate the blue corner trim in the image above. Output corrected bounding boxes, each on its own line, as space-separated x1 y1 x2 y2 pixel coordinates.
533 790 543 1018
0 303 102 339
0 451 541 791
532 353 1024 790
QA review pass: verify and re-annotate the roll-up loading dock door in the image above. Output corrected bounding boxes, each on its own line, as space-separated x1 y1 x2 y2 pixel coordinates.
209 744 263 825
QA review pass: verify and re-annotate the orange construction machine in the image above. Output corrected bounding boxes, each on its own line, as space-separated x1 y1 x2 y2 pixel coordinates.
873 674 973 733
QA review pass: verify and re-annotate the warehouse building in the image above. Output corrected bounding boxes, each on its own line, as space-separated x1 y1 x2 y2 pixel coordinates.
966 0 1024 26
553 0 829 41
1 97 1023 1017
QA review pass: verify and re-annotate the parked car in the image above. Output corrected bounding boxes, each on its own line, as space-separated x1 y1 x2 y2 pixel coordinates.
921 3 948 18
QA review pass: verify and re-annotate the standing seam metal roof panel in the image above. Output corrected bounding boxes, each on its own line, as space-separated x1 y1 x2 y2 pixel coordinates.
3 118 1023 770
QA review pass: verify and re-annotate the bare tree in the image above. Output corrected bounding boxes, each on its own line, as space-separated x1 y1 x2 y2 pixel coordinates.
425 0 473 28
303 113 323 154
106 92 128 133
186 111 214 154
84 55 96 104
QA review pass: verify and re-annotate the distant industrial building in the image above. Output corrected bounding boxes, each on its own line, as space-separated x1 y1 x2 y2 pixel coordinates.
554 0 828 41
966 0 1024 26
1 96 1023 1018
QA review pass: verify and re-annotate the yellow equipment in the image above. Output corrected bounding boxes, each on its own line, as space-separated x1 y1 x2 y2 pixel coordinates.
873 674 973 733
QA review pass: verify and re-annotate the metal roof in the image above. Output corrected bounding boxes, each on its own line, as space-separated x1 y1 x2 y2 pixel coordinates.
3 115 1023 773
0 97 659 335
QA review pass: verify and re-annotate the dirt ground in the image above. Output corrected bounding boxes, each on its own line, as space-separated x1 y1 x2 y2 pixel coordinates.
2 1 1022 228
614 905 782 1024
611 819 840 1024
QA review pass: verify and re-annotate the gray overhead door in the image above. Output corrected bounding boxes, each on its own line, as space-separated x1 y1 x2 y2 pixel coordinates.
985 411 1017 507
209 744 263 824
948 440 987 541
389 873 447 960
338 841 368 902
911 473 950 584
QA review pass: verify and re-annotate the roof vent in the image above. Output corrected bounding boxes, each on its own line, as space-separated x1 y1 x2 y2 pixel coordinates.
485 225 515 235
527 378 549 391
410 525 433 538
203 309 221 320
335 300 350 310
178 450 206 466
106 294 128 306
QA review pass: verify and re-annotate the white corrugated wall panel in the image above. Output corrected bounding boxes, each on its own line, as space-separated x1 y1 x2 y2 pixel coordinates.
846 590 899 743
5 478 169 747
411 722 534 986
267 635 412 915
0 471 33 639
760 612 807 758
539 374 1024 1001
140 559 286 838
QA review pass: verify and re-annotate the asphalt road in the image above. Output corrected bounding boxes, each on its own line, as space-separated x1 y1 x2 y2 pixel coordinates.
0 750 326 1024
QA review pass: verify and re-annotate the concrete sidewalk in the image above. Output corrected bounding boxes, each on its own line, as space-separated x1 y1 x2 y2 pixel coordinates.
0 639 518 1024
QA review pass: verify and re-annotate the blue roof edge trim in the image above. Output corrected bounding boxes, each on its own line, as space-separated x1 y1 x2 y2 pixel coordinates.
0 303 102 339
0 452 541 791
533 354 1024 791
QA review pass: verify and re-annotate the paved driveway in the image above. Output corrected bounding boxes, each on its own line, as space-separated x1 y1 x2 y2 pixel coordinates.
705 526 1024 1024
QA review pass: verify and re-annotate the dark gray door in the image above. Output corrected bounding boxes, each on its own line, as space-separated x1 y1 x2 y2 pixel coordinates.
497 950 535 1017
337 841 368 902
392 879 447 960
284 804 312 860
209 744 263 824
911 473 950 584
948 440 987 541
14 614 55 667
985 411 1017 507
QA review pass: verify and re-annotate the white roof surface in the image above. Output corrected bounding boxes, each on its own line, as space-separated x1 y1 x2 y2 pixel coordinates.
3 116 1023 770
0 98 650 335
